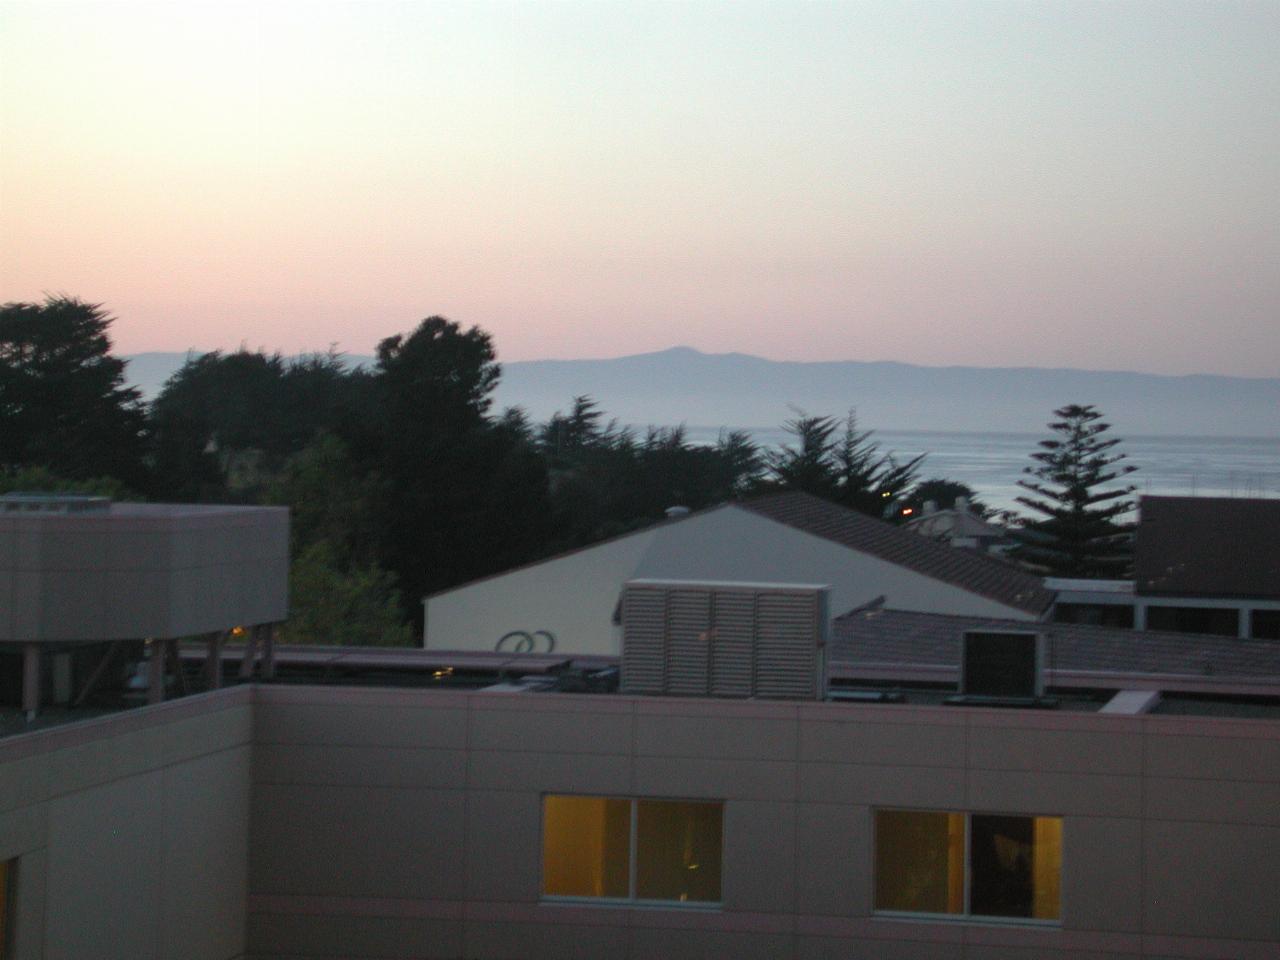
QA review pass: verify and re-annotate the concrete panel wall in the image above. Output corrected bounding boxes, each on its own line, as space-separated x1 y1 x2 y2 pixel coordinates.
3 683 1276 959
246 685 1280 960
0 505 288 641
0 689 253 960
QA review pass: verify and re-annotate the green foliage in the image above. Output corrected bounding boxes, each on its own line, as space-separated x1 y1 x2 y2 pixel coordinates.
266 433 385 568
1011 404 1137 578
280 540 412 647
0 297 148 488
149 348 370 501
535 397 761 548
0 465 132 499
764 411 923 519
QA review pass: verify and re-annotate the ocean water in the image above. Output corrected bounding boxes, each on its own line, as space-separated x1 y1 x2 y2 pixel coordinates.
680 427 1280 514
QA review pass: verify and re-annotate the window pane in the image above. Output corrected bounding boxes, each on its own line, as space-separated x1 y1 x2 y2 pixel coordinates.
1146 605 1239 636
1252 609 1280 640
635 800 722 902
1032 816 1062 920
542 796 631 898
874 810 964 914
969 815 1061 919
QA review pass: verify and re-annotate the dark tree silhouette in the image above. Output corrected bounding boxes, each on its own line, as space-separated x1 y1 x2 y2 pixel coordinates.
370 317 553 612
527 396 764 550
0 297 148 488
765 411 923 519
1011 404 1137 578
149 348 369 501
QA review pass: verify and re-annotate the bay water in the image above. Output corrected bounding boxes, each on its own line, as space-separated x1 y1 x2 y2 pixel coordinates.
682 427 1280 515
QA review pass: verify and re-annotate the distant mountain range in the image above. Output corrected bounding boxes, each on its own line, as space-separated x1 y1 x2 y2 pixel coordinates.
123 347 1280 437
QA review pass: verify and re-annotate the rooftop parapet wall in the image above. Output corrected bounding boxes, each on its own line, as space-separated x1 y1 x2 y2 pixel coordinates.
0 503 289 641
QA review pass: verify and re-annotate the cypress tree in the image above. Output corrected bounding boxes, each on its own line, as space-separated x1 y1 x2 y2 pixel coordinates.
1011 404 1137 578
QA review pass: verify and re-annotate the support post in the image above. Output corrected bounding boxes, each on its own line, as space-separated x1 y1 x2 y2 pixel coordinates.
147 639 165 705
238 626 260 680
260 623 276 681
165 639 188 696
205 631 226 690
22 643 40 722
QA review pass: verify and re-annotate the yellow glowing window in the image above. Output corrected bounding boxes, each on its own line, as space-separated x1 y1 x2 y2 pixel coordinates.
542 796 631 898
542 796 722 904
875 810 1061 922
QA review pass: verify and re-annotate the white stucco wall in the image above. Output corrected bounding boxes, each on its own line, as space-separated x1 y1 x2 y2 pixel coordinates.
423 526 660 654
424 506 1035 656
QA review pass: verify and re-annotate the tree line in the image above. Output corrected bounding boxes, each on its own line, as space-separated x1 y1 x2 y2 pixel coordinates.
1 297 1137 642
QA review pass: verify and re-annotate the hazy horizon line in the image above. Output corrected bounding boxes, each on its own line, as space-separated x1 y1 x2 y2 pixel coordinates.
120 343 1280 383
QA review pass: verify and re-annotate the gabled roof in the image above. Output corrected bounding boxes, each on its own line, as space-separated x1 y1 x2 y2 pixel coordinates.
832 607 1280 685
1135 496 1280 599
421 507 704 600
738 491 1054 616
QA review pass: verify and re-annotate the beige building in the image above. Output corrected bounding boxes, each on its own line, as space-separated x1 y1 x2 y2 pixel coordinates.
2 676 1278 959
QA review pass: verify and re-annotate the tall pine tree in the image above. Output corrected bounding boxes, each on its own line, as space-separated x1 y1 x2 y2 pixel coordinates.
1011 404 1137 578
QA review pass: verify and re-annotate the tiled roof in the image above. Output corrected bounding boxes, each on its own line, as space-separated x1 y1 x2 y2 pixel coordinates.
1135 496 1280 599
738 491 1054 616
832 607 1280 682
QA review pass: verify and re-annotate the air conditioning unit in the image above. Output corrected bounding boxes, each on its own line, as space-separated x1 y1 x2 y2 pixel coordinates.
946 629 1056 708
620 580 828 701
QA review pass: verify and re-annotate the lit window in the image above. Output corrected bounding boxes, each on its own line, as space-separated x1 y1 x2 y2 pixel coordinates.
542 796 722 904
875 810 1061 922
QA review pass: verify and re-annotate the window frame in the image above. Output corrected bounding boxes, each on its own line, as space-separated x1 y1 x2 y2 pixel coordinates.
540 794 724 909
872 808 1063 927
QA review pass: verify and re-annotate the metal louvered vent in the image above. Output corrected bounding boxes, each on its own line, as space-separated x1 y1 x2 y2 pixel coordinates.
620 580 827 700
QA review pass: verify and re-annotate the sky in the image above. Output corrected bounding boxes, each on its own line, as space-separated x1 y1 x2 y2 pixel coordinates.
1 0 1277 376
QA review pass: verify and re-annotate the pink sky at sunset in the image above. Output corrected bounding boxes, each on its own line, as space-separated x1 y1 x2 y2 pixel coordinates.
2 1 1277 376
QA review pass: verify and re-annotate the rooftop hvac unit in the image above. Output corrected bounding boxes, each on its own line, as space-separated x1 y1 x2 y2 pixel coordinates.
620 580 828 700
947 629 1056 708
